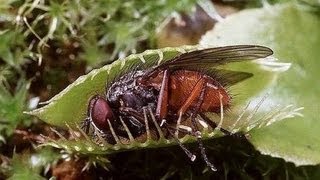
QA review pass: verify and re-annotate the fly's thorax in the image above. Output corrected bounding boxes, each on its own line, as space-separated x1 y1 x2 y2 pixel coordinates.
106 70 158 110
106 71 141 106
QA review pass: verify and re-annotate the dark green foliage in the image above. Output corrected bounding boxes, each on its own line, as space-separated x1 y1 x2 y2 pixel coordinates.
1 0 197 67
0 80 30 137
3 148 59 180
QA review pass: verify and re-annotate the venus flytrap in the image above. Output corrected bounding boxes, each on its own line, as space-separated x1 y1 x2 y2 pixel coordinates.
28 45 298 166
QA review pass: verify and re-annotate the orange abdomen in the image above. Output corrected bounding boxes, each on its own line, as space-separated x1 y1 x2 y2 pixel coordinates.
168 70 230 113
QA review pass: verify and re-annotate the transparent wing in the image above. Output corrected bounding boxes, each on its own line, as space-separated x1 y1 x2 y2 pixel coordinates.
159 45 273 68
175 66 254 86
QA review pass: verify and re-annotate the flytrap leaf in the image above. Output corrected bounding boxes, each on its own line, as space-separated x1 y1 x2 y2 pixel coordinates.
201 2 320 166
28 45 294 155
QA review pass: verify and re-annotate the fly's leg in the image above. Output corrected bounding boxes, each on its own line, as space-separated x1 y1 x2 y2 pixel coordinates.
81 117 107 143
191 83 217 171
81 96 95 134
167 127 196 162
119 107 144 121
177 78 217 171
199 113 231 135
142 104 196 161
177 78 206 115
199 113 245 139
118 107 146 137
81 117 91 134
175 78 206 137
156 69 169 120
161 120 196 162
190 113 216 171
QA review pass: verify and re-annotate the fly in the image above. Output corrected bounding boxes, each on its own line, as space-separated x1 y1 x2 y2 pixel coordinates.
82 45 273 171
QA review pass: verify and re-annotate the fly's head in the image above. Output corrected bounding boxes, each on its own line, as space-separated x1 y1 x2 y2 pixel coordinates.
87 95 115 131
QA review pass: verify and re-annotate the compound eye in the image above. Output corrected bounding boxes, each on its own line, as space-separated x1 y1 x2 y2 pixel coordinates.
88 96 114 131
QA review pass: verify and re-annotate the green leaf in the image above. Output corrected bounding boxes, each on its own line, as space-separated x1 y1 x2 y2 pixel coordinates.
201 2 320 165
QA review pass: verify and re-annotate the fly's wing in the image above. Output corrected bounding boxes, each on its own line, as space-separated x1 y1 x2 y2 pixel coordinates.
158 45 273 68
142 45 272 82
204 68 253 86
173 65 253 86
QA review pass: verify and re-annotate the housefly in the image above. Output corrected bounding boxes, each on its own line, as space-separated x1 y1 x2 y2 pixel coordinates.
83 45 273 171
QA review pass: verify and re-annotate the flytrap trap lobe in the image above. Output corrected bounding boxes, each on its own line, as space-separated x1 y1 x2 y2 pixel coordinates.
82 45 273 171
